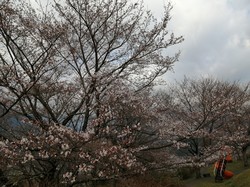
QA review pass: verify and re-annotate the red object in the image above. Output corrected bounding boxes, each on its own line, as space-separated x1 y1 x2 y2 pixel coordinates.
224 170 234 179
214 153 234 181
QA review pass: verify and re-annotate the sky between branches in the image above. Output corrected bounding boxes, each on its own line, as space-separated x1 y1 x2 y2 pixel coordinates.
30 0 250 83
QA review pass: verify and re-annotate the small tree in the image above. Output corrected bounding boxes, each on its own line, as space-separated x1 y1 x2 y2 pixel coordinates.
156 77 250 178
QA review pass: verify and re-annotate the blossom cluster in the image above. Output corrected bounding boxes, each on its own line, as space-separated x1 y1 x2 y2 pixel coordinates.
0 121 145 185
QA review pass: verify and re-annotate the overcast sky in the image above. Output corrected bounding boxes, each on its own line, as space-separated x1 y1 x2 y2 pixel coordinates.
143 0 250 83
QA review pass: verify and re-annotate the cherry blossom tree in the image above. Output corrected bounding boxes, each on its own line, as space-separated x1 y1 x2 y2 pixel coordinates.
0 0 183 126
0 0 183 185
225 103 250 167
0 82 160 186
155 77 250 178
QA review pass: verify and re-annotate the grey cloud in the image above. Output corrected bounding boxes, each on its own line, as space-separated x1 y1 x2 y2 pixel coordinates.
156 0 250 83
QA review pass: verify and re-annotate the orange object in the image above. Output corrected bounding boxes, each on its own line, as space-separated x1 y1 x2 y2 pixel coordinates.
223 170 234 179
225 154 232 162
214 152 234 181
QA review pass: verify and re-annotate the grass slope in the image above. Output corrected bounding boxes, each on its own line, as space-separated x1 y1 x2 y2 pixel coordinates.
184 161 250 187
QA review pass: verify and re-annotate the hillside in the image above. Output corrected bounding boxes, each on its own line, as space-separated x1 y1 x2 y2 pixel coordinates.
184 161 250 187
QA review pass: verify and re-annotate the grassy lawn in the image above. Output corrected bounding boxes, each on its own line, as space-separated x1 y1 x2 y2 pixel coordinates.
184 160 250 187
231 169 250 187
87 160 250 187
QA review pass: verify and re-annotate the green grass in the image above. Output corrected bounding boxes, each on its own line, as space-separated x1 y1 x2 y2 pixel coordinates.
184 170 250 187
231 169 250 187
184 160 250 187
91 160 250 187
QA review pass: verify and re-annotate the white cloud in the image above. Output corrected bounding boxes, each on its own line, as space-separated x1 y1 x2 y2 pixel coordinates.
142 0 250 83
244 39 250 48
